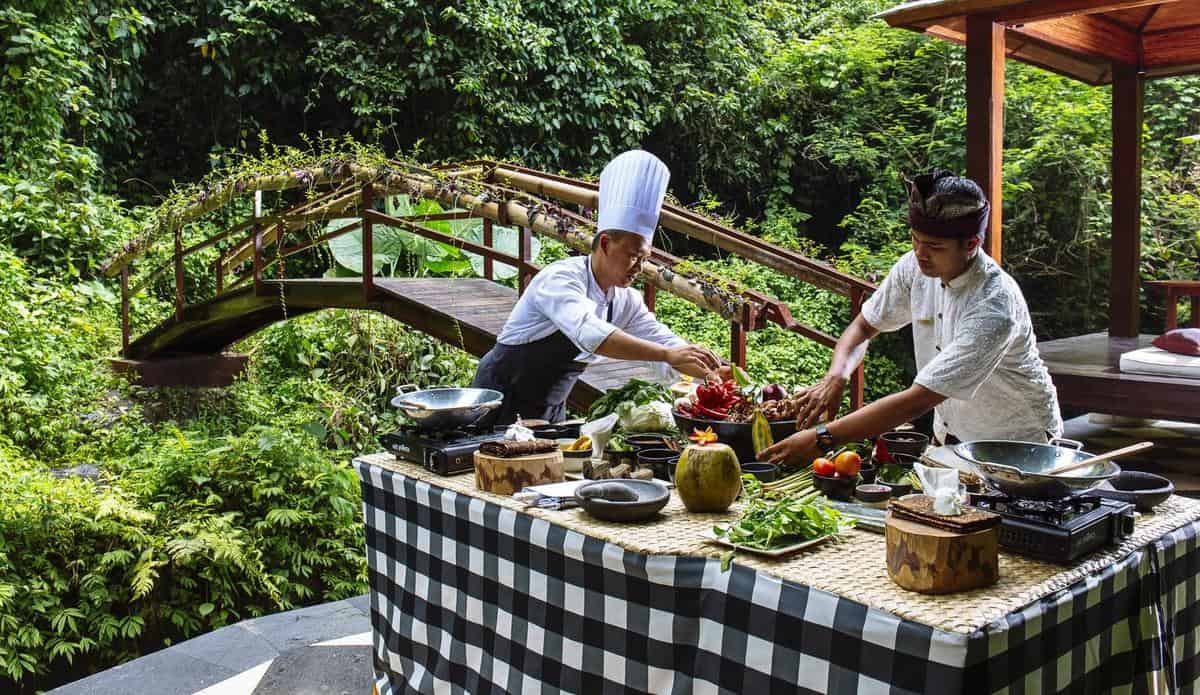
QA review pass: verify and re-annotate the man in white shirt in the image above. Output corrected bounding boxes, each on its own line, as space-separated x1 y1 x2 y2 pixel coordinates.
472 150 720 425
761 170 1062 465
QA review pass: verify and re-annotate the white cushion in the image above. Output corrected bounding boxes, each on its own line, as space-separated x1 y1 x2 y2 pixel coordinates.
1119 346 1200 379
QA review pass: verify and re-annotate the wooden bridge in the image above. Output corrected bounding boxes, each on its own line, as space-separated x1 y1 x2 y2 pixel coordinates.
102 160 876 411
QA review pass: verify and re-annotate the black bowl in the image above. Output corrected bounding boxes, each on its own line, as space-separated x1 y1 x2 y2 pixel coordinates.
624 434 670 450
741 462 779 483
879 431 930 459
813 473 856 501
672 410 796 463
576 480 670 522
637 448 680 482
858 461 878 484
879 480 914 497
1092 471 1174 511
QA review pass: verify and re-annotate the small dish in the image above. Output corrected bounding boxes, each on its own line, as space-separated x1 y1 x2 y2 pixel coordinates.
703 527 836 558
880 431 930 459
1092 471 1174 511
813 472 856 501
858 461 878 484
575 480 670 522
636 448 679 482
854 483 892 508
625 434 669 451
741 462 779 483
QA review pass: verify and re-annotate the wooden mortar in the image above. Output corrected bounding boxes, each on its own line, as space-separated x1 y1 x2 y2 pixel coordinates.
473 450 564 495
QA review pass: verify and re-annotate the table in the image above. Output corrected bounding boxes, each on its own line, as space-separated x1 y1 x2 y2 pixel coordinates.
1145 280 1200 330
355 455 1200 694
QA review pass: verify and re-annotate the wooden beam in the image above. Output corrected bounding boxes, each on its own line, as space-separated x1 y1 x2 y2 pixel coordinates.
1143 24 1200 70
994 0 1178 24
966 15 1006 263
1109 62 1143 337
1011 14 1139 65
878 0 1178 29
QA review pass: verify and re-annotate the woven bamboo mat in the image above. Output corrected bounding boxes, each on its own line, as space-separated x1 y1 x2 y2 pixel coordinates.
359 453 1200 635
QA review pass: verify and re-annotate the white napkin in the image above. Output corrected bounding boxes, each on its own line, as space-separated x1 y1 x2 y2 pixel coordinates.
580 413 619 461
503 422 535 442
914 463 963 515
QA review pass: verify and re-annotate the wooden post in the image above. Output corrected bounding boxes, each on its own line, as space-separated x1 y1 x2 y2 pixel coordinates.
173 227 185 322
362 184 375 302
518 226 532 295
214 254 224 294
644 283 657 312
849 288 866 412
120 267 130 356
1110 62 1143 338
482 218 495 281
730 304 753 369
253 225 265 296
966 15 1005 264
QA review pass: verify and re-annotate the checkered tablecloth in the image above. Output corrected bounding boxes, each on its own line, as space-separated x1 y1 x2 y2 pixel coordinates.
356 459 1200 694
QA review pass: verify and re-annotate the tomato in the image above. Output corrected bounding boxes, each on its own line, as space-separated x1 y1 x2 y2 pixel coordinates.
834 450 862 478
812 458 835 477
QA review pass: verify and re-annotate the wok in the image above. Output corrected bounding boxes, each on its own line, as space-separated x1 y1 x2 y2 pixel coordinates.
390 385 503 430
953 438 1120 500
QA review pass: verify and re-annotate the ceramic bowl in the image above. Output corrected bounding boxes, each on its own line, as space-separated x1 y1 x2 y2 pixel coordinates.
813 473 856 501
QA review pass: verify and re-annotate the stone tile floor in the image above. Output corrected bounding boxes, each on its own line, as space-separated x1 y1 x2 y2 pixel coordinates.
48 595 374 695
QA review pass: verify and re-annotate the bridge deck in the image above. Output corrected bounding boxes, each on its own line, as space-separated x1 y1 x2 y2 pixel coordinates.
120 277 666 409
372 278 664 410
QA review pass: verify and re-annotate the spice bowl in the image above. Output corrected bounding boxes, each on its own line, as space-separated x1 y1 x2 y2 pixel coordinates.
637 448 680 482
741 462 780 483
813 473 856 501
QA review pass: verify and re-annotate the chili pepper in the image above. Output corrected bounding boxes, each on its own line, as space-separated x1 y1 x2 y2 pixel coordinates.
693 403 730 420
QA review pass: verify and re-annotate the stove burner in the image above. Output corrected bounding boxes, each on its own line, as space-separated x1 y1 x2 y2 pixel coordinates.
969 492 1135 564
379 426 504 476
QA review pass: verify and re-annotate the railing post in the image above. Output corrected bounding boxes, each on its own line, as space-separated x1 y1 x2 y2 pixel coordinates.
253 224 265 296
849 288 865 412
120 267 130 356
730 303 753 369
214 254 224 294
174 227 185 322
643 283 656 312
362 184 375 302
518 225 531 295
482 218 494 281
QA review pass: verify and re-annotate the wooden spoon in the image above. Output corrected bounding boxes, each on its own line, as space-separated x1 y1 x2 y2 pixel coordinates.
1046 441 1154 477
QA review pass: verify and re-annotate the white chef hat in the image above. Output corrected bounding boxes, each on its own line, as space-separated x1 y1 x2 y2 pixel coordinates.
597 150 670 241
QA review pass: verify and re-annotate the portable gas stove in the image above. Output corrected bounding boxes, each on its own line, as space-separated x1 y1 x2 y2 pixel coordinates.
968 492 1136 564
379 425 504 476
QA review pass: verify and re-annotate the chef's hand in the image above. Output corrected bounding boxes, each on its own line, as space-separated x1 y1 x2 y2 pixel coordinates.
794 373 846 429
760 429 820 467
666 344 721 378
709 365 733 382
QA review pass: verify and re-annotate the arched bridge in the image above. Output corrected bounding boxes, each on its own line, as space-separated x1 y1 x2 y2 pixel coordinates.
102 160 876 410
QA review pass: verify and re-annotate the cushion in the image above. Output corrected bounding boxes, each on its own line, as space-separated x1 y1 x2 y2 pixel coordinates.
1119 346 1200 379
1153 328 1200 356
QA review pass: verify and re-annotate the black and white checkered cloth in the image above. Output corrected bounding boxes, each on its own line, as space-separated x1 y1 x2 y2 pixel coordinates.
356 460 1200 694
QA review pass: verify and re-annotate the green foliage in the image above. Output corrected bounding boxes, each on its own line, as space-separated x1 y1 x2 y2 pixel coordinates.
0 424 365 690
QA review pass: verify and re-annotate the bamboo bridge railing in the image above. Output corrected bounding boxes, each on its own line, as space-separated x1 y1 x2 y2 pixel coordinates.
102 160 876 408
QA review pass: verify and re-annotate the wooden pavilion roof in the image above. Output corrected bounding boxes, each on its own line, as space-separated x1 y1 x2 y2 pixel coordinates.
878 0 1200 85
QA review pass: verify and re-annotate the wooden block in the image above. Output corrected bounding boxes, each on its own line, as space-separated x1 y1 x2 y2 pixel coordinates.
885 514 999 595
473 450 563 495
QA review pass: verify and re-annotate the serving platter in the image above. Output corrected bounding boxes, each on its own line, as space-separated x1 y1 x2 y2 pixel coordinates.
702 527 836 558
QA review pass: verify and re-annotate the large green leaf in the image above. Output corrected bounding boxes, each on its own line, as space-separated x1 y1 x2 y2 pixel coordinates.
325 217 408 275
457 220 541 280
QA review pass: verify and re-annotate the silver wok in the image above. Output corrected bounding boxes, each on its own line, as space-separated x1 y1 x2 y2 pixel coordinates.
954 438 1120 500
390 385 503 430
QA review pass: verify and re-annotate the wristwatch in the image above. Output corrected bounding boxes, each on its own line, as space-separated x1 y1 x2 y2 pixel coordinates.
815 424 835 450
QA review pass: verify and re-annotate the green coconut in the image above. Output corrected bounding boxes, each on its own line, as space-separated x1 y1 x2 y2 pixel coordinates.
675 441 741 513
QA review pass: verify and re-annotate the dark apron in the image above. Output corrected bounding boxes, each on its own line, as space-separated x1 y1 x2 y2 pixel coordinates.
472 302 614 427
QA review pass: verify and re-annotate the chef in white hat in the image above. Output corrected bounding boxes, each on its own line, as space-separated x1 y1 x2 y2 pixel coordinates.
472 150 721 426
